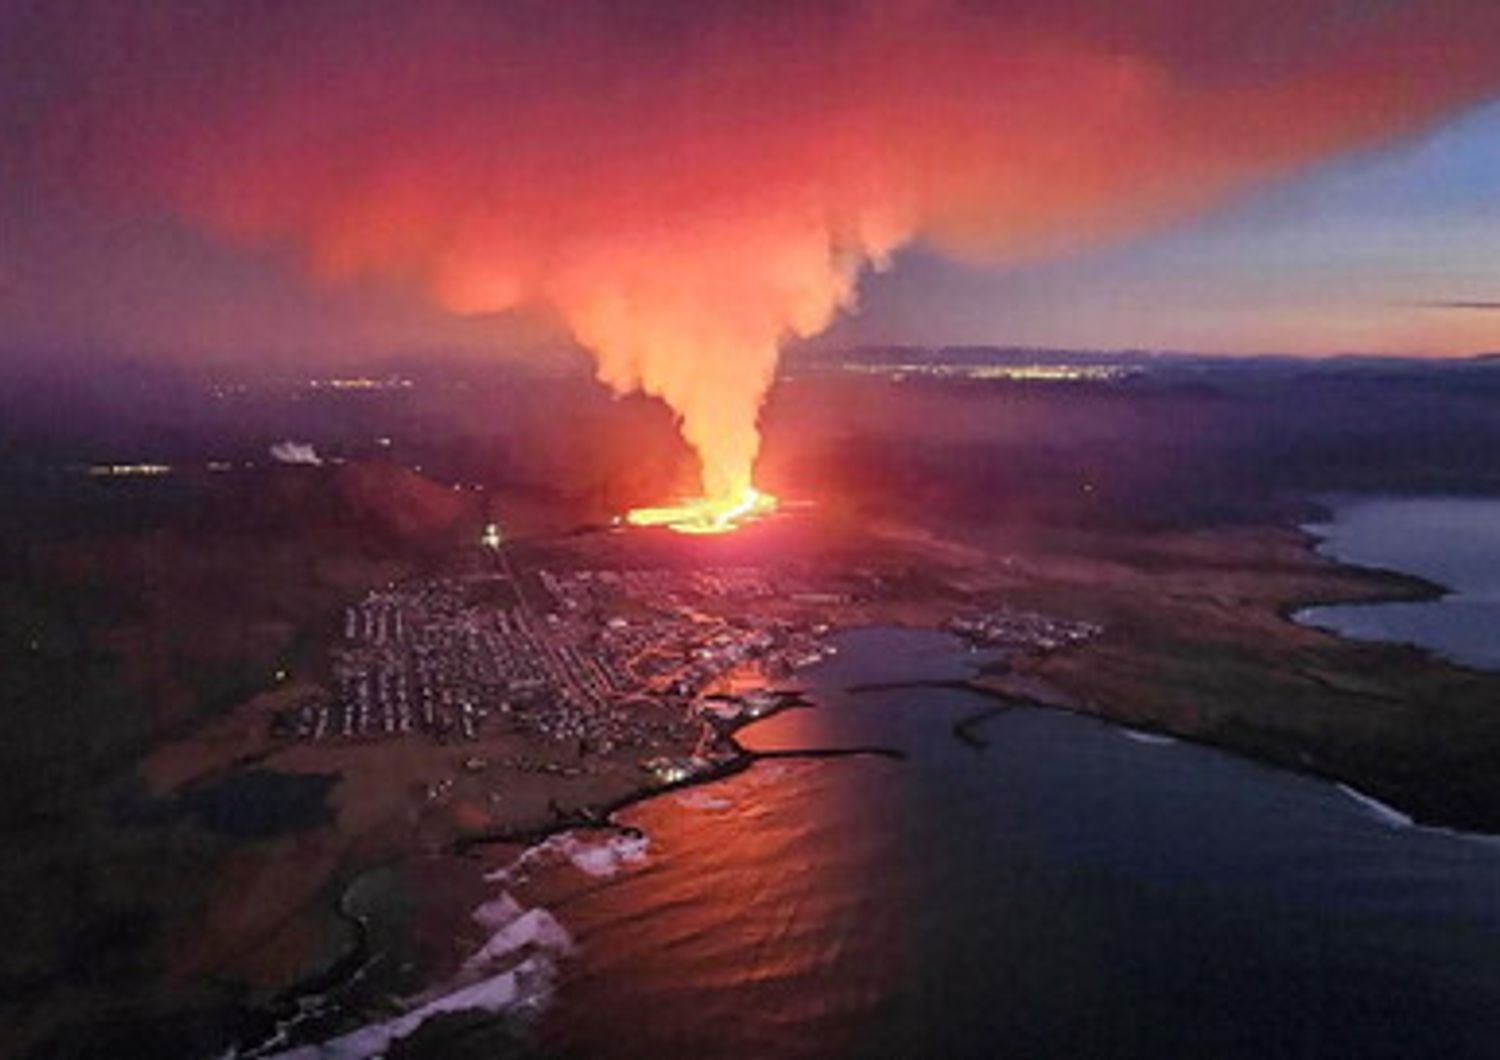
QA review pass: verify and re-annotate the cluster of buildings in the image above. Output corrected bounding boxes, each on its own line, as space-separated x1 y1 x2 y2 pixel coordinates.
943 608 1102 653
268 533 1107 784
273 562 835 758
542 567 832 693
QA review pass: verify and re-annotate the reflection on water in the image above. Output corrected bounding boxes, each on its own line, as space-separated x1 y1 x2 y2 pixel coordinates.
530 628 1500 1060
1298 496 1500 670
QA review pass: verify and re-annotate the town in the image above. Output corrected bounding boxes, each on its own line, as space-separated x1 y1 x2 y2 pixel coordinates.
267 543 1108 799
943 608 1102 654
271 561 838 763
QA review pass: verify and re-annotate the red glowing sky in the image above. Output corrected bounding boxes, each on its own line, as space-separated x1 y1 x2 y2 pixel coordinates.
2 0 1498 371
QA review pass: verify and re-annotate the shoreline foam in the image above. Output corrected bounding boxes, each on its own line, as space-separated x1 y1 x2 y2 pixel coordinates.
267 829 653 1058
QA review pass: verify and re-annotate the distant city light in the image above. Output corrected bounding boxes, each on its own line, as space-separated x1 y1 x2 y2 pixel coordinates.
481 523 504 550
838 362 1138 383
307 376 415 391
87 463 173 477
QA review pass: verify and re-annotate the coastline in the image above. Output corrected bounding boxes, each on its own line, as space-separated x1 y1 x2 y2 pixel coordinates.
80 505 1500 1058
955 672 1500 839
236 686 908 1056
1272 520 1448 622
246 516 1500 1056
953 516 1500 836
866 672 1500 852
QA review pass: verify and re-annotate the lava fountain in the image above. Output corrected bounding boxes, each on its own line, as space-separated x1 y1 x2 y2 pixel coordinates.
626 486 779 536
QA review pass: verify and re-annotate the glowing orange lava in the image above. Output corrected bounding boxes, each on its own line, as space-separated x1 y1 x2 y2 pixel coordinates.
626 487 778 535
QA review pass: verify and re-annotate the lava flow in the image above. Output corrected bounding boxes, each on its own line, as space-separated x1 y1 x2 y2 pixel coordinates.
626 488 779 536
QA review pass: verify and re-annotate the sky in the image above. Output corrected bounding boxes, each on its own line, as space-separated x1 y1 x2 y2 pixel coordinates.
828 100 1500 356
1 0 1498 370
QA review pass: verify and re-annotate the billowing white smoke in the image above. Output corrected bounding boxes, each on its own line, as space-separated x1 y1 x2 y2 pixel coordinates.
269 441 323 467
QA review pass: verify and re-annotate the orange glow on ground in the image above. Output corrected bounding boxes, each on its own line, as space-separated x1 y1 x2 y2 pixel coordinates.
626 487 779 536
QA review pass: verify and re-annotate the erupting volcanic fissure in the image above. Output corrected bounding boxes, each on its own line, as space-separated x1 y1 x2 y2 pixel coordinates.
550 213 880 528
27 1 1500 515
626 486 779 536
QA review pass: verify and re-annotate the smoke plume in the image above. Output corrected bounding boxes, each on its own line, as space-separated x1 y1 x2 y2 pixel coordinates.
269 441 324 467
17 0 1500 502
